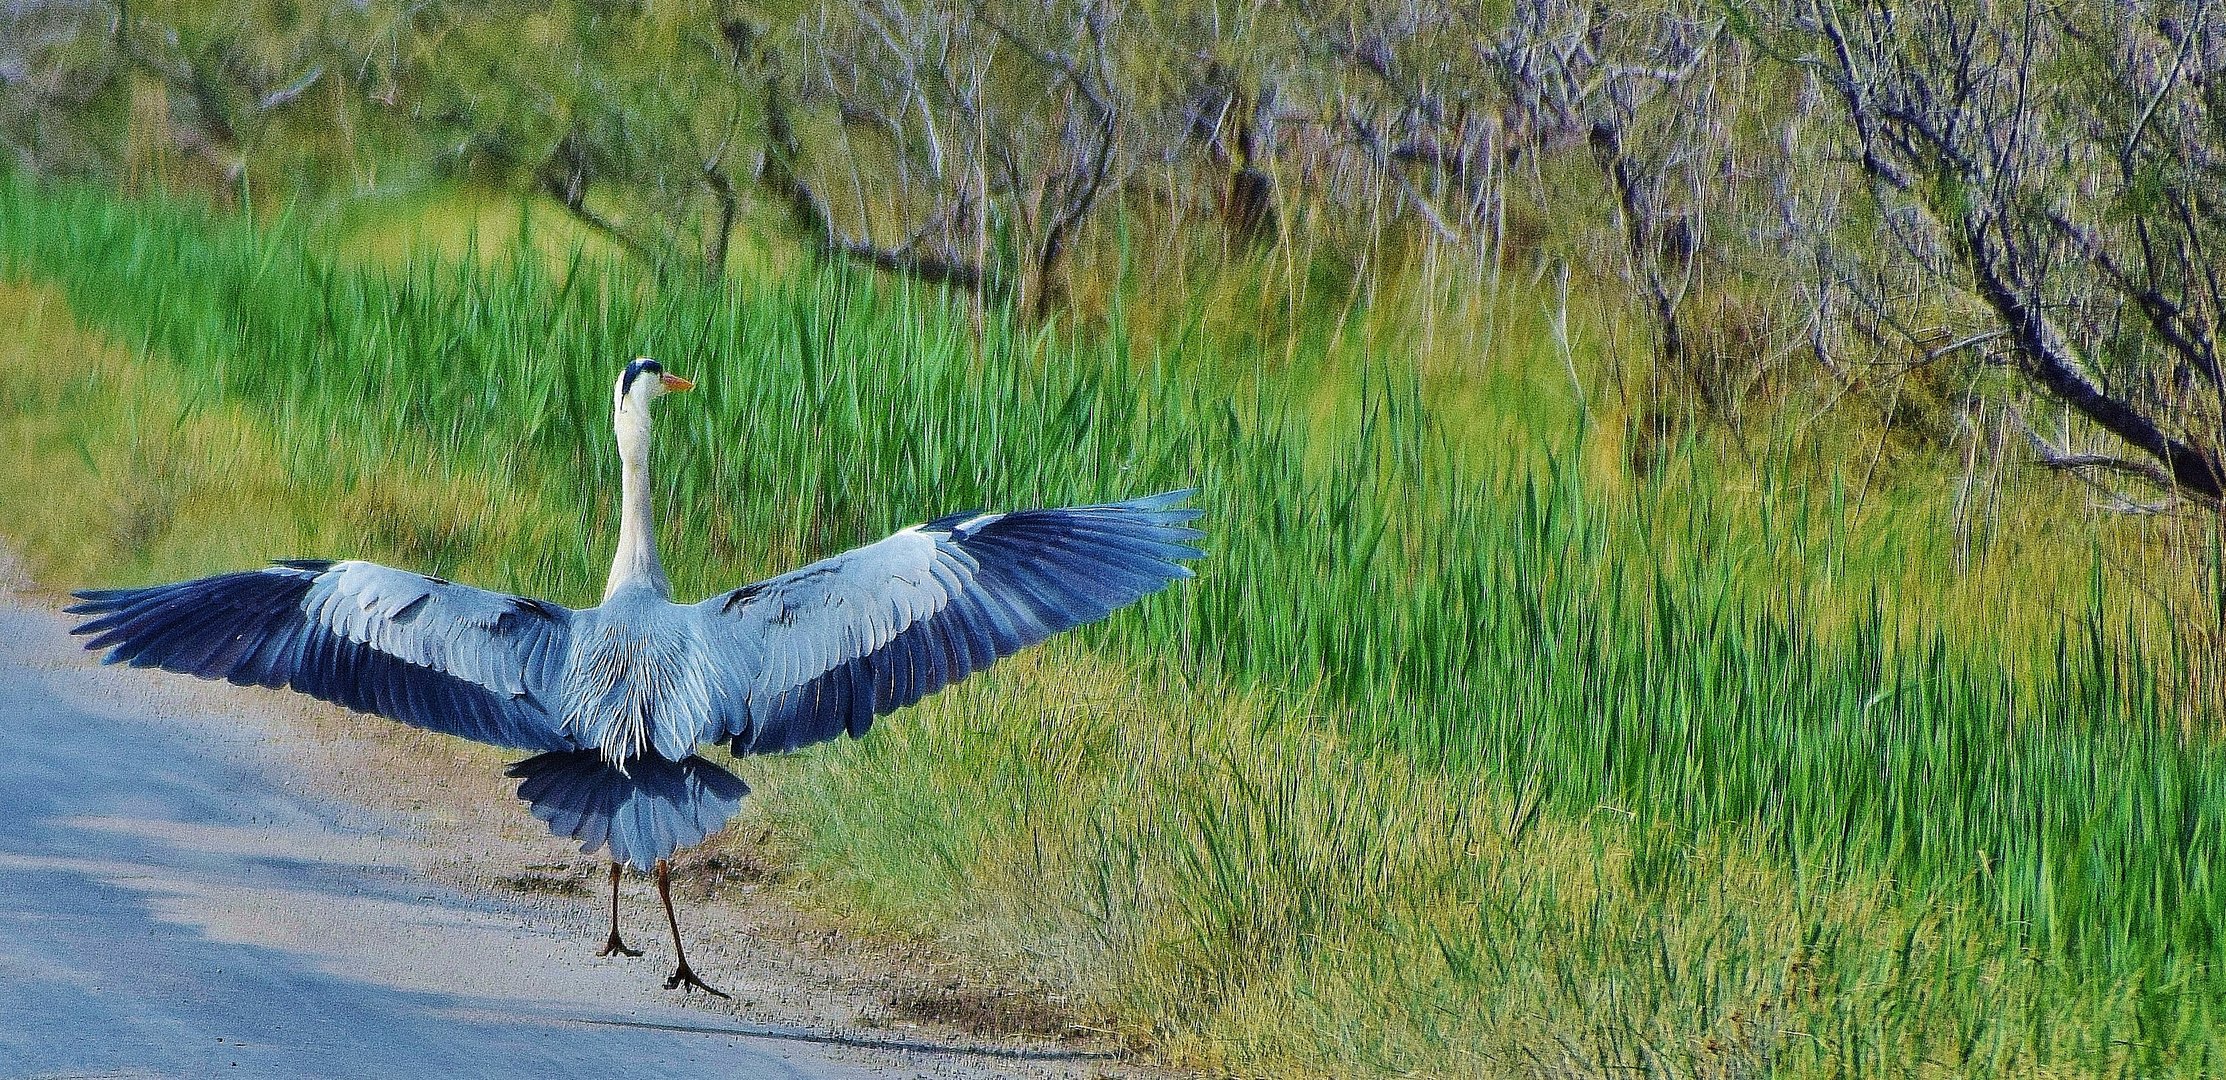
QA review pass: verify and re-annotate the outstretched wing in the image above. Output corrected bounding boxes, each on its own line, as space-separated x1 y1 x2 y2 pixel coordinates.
68 559 578 752
692 489 1204 756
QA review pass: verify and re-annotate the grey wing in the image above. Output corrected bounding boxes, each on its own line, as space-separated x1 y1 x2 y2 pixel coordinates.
692 489 1204 755
68 559 578 752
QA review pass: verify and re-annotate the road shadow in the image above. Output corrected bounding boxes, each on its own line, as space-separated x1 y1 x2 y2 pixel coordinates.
568 1015 1121 1063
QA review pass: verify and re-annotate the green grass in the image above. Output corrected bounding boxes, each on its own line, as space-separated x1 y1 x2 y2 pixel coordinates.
2 173 2224 1076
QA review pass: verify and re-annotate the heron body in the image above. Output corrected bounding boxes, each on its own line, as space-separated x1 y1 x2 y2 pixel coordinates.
68 358 1203 992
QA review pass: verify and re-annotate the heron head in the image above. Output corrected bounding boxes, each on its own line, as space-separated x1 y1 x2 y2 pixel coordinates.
615 357 694 415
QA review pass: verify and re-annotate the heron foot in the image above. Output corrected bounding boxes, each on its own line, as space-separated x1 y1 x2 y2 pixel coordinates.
596 931 643 958
664 960 729 998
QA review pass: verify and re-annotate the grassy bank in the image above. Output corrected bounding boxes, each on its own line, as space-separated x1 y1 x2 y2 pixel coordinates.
2 175 2223 1077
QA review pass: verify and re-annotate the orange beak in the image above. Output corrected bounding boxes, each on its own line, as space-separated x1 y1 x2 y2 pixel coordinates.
660 373 695 392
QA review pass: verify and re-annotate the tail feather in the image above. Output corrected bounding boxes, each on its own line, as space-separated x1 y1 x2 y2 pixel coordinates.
507 751 749 869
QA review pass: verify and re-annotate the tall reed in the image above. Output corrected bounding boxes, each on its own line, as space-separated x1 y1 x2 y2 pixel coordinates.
4 174 2222 1070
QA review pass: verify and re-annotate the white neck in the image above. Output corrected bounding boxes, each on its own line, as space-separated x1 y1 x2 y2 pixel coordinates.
606 401 669 599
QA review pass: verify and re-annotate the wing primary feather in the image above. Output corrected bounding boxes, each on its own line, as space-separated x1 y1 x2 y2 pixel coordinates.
941 593 995 673
1023 531 1187 584
822 658 854 739
894 623 927 708
928 612 972 685
914 620 951 699
984 558 1102 633
844 655 877 736
199 611 279 680
873 627 902 707
963 588 1030 652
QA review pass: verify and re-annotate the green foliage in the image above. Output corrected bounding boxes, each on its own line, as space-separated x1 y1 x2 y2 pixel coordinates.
4 174 2225 1075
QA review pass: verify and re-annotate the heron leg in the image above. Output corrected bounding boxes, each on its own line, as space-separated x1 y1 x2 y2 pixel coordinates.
655 858 728 998
595 862 642 958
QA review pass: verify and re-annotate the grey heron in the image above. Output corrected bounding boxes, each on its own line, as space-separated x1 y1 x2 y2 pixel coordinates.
68 357 1203 996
